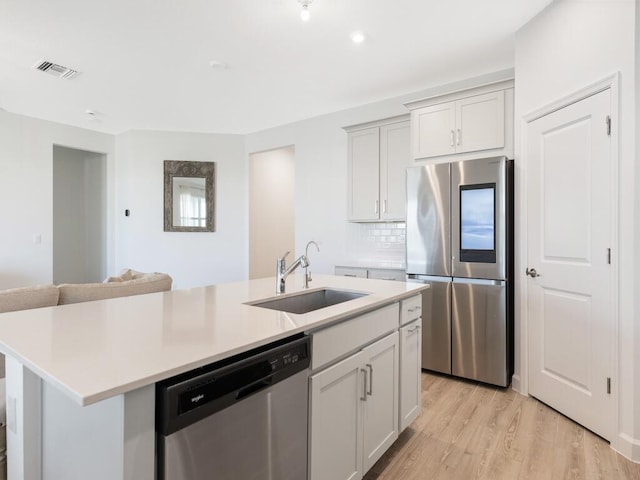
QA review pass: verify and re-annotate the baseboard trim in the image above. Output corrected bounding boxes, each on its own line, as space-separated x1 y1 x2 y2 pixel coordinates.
613 433 640 463
511 374 522 394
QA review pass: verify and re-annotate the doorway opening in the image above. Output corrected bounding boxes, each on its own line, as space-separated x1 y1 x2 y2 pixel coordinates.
249 146 295 280
52 145 107 284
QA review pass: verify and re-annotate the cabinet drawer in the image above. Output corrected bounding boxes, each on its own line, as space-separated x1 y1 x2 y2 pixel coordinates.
400 294 422 326
367 268 405 281
312 303 399 370
334 266 367 278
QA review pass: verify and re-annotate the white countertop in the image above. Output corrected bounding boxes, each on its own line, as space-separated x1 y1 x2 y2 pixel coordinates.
0 274 426 406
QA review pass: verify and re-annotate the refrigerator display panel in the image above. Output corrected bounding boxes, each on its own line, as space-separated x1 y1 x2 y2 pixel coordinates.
460 183 496 263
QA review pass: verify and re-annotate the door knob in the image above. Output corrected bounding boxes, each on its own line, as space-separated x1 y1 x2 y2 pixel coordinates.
526 267 540 278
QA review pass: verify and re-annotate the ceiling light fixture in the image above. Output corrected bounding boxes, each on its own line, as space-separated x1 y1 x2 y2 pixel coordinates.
351 31 365 43
299 0 313 21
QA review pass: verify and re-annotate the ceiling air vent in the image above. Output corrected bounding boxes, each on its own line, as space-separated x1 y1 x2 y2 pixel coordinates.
33 59 79 79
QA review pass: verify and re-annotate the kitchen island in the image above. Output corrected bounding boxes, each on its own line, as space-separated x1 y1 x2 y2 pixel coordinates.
0 274 427 480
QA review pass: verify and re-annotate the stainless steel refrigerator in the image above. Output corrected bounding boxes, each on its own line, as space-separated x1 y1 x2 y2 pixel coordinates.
406 156 514 387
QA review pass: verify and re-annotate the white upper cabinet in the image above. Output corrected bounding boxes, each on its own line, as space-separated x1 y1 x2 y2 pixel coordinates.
345 116 410 222
413 101 457 158
380 122 410 220
456 91 505 153
348 127 380 221
406 80 514 162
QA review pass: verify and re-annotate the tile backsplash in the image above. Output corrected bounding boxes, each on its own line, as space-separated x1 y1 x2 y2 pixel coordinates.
346 222 406 264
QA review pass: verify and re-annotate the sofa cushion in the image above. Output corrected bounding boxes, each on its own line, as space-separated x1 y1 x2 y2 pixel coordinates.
0 284 59 314
58 272 172 305
103 268 136 283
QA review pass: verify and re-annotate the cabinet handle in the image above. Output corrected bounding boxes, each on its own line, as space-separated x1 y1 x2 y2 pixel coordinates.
361 368 368 401
456 128 461 146
366 363 373 396
374 200 379 215
381 277 396 281
450 130 454 147
383 199 387 214
343 274 357 277
408 325 421 334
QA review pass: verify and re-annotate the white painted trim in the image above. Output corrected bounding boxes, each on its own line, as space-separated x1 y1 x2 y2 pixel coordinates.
519 73 621 444
404 79 515 111
613 433 640 465
516 118 530 396
522 75 618 123
511 373 522 394
608 72 622 456
342 114 409 133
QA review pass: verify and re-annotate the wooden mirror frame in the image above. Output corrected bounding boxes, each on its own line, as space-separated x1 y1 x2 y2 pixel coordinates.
163 160 216 232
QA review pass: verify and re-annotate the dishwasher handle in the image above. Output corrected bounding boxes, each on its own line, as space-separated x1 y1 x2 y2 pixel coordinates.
236 378 273 400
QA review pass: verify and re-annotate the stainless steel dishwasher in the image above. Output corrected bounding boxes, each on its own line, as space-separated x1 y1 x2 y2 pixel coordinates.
156 334 310 480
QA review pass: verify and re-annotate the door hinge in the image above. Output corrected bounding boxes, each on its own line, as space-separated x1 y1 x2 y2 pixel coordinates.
607 377 611 394
607 248 611 265
606 116 611 136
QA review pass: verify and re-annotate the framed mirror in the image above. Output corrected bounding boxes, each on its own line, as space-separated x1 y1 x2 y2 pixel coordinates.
164 160 216 232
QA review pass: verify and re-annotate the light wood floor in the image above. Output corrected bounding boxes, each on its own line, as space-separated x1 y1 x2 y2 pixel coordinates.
364 371 640 480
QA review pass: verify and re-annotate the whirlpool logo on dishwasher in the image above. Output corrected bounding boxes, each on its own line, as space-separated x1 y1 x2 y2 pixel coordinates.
191 394 205 404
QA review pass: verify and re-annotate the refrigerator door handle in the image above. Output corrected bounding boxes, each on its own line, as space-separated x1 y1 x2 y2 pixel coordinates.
407 274 453 282
452 277 505 287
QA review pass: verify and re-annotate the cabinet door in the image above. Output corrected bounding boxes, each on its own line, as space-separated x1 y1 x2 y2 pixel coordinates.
456 90 505 153
379 121 410 221
367 268 405 282
411 101 456 159
349 127 380 221
400 318 422 431
334 266 368 278
362 332 399 472
309 351 365 480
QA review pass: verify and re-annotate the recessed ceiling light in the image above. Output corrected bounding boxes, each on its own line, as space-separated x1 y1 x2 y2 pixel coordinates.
209 61 228 70
350 31 365 44
299 0 313 21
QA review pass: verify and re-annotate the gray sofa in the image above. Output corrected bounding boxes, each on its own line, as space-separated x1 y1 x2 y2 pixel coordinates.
0 269 172 480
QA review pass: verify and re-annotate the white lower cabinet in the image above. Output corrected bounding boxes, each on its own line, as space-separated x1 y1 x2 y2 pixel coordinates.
399 318 422 431
309 332 399 480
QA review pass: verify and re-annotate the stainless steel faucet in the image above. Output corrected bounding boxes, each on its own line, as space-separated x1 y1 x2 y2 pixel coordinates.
276 251 309 293
303 241 320 288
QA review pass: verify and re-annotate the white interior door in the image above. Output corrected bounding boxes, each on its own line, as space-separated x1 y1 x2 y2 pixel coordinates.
527 89 612 439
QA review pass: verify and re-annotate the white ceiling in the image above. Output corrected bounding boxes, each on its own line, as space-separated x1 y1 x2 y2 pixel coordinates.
0 0 552 135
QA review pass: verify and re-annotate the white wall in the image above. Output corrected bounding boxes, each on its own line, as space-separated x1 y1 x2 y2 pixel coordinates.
245 69 515 274
53 146 106 284
114 130 246 289
515 0 638 459
249 147 295 279
0 111 115 289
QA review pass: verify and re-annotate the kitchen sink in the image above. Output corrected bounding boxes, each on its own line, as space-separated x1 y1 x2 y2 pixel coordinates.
247 288 369 314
